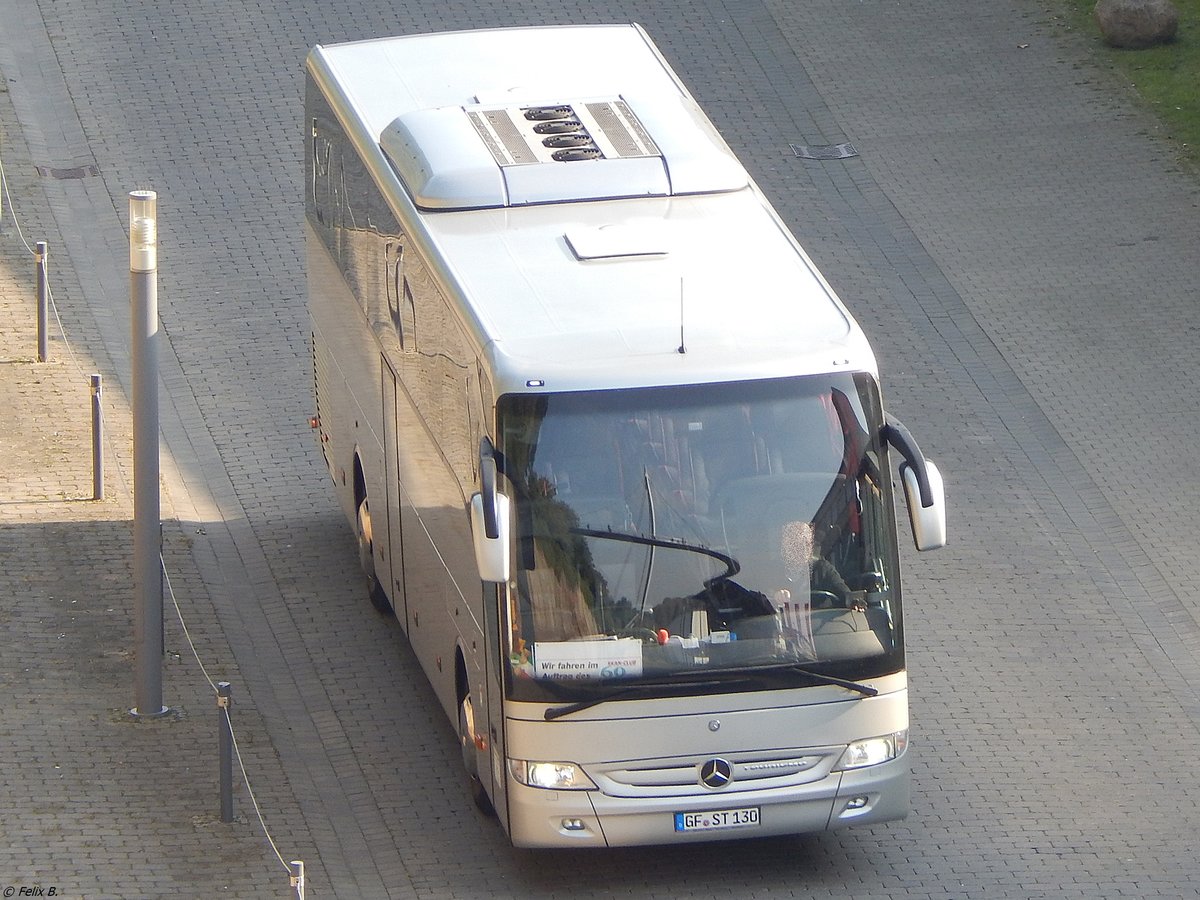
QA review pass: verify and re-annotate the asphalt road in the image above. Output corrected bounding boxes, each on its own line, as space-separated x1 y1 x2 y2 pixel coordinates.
1 0 1199 897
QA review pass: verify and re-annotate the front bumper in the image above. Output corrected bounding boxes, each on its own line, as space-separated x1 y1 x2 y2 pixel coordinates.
505 753 909 848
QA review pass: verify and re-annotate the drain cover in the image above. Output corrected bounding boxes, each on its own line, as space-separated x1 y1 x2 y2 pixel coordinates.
789 142 858 160
35 164 99 179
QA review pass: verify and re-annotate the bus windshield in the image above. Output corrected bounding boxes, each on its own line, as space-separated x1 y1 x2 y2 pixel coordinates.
497 373 903 704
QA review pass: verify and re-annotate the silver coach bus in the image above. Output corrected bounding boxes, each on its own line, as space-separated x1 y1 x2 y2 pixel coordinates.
306 24 946 848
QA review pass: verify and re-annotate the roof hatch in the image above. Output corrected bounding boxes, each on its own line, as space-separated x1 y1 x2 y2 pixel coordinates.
380 93 747 210
564 223 670 260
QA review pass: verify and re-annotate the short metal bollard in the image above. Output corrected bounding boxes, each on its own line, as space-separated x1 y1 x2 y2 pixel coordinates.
36 240 48 362
90 374 104 500
218 681 234 823
290 860 306 899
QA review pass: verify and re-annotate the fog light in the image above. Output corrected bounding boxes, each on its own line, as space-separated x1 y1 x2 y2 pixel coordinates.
846 795 869 810
561 818 586 831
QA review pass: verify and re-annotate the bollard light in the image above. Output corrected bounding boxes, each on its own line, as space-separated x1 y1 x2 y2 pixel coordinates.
130 187 165 719
129 190 157 272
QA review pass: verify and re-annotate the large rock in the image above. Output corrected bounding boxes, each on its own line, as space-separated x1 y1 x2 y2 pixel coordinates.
1095 0 1180 49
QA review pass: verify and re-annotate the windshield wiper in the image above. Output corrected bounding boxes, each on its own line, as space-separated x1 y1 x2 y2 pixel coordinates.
641 661 878 698
750 663 879 697
544 678 740 721
543 664 877 720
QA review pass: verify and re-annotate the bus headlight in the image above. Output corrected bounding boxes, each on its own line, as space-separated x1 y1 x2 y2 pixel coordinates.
509 759 596 790
834 730 908 771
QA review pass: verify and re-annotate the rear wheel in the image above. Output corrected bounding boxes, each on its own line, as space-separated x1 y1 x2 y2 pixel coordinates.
356 495 392 615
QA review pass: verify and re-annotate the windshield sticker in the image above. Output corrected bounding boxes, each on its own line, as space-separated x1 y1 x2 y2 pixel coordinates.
533 639 644 681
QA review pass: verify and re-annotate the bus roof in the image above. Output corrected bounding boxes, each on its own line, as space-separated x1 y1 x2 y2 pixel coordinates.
307 25 877 395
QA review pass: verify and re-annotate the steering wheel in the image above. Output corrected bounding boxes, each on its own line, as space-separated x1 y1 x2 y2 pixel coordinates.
810 590 840 609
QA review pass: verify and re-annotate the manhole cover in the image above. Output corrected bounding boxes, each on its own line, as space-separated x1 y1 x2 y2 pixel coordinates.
789 142 859 161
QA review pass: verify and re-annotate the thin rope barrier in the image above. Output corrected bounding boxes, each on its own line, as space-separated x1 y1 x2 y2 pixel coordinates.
1 138 133 501
3 135 302 896
162 560 219 693
162 553 296 879
0 138 37 254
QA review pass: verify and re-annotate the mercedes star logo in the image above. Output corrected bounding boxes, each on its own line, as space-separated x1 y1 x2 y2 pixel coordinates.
699 757 734 789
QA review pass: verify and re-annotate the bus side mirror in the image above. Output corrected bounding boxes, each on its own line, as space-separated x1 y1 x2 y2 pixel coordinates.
900 459 946 551
883 416 947 551
472 438 511 582
470 490 511 582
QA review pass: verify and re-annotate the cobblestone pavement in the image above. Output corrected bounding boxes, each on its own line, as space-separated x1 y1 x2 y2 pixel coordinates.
1 0 1198 897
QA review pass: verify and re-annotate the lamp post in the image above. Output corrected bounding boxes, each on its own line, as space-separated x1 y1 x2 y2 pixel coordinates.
130 190 166 719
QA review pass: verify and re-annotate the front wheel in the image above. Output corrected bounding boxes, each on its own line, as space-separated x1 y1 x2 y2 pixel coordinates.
459 693 495 816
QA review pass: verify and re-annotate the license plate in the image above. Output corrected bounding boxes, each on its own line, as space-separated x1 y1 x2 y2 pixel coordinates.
674 806 760 832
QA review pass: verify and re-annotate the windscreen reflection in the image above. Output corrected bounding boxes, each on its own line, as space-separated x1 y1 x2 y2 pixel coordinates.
498 373 903 702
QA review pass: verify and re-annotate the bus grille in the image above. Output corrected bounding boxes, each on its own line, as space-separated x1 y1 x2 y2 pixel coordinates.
589 748 839 798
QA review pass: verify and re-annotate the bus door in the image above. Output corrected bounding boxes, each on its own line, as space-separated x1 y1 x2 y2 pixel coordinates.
381 358 408 625
481 579 509 820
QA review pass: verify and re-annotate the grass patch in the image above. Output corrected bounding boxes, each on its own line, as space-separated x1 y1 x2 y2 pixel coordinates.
1060 0 1200 167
